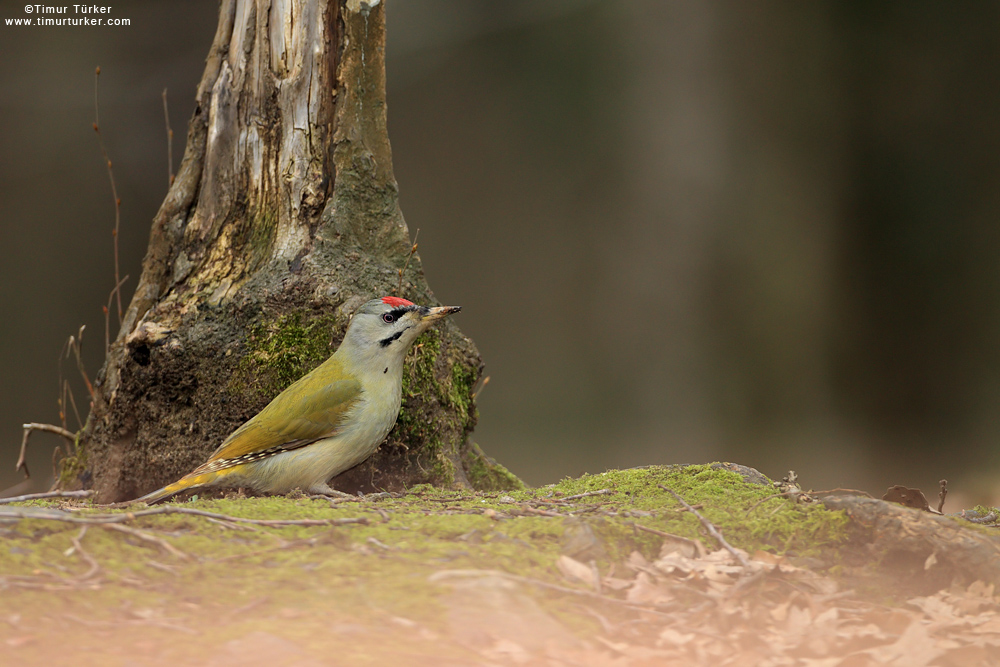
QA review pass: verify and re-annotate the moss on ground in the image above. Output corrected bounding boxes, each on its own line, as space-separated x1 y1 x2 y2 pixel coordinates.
1 465 853 664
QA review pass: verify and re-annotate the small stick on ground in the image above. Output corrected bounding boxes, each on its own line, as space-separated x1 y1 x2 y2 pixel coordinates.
146 560 180 574
0 504 370 528
961 510 998 525
16 423 77 479
203 516 263 531
69 527 101 580
659 484 752 570
0 490 93 505
560 489 613 502
521 506 564 518
425 496 475 503
101 523 191 560
631 522 680 539
631 523 708 557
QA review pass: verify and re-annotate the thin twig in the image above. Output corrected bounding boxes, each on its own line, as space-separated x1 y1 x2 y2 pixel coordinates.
101 523 190 560
57 338 84 432
65 380 82 431
659 485 752 570
93 66 123 324
103 274 130 352
0 504 370 528
146 560 180 574
396 228 420 294
631 523 708 558
631 522 679 540
204 516 262 531
67 326 98 406
51 444 64 483
560 489 612 502
959 509 998 525
162 88 174 186
0 490 93 505
425 496 475 503
21 423 76 441
58 363 67 432
472 375 490 401
519 506 564 518
69 527 101 580
16 423 77 479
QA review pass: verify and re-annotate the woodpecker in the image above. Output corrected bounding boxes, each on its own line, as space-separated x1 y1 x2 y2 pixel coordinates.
136 296 460 504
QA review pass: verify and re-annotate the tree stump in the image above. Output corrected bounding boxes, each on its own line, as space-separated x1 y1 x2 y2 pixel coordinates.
63 0 519 502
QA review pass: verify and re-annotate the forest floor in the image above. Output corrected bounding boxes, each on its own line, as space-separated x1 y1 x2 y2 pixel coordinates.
2 464 1000 666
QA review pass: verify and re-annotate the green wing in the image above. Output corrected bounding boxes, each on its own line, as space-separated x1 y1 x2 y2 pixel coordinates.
206 359 362 464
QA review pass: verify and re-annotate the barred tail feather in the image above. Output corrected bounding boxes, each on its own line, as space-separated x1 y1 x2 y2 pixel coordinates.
135 470 228 505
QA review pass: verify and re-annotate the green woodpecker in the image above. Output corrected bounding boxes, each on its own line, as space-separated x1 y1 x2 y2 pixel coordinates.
136 296 460 504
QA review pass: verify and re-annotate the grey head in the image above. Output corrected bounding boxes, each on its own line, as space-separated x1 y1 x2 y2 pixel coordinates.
340 296 461 360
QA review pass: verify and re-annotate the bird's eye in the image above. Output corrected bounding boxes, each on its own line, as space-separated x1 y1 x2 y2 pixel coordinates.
382 313 395 324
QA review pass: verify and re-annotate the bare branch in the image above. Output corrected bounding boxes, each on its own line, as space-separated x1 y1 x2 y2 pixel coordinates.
102 523 190 560
69 527 101 580
16 423 77 479
0 490 93 505
0 504 370 528
560 489 612 502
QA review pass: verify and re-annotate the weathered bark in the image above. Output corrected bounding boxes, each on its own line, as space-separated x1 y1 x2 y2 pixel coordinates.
63 0 519 502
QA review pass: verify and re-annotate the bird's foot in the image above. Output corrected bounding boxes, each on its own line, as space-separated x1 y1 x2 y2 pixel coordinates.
306 483 355 500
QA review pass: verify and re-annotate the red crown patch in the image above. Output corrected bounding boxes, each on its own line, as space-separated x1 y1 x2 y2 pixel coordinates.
382 296 415 308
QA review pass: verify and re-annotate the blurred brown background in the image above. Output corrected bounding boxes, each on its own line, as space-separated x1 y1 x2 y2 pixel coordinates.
2 1 999 503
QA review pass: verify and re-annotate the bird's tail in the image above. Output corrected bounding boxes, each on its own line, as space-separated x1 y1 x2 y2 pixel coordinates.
134 471 224 505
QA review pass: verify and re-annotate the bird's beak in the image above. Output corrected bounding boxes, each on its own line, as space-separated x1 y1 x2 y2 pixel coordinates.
422 305 461 321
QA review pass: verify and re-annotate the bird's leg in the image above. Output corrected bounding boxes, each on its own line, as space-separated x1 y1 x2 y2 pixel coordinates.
306 482 355 499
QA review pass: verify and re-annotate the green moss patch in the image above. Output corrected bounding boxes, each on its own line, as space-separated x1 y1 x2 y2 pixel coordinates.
229 313 340 398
